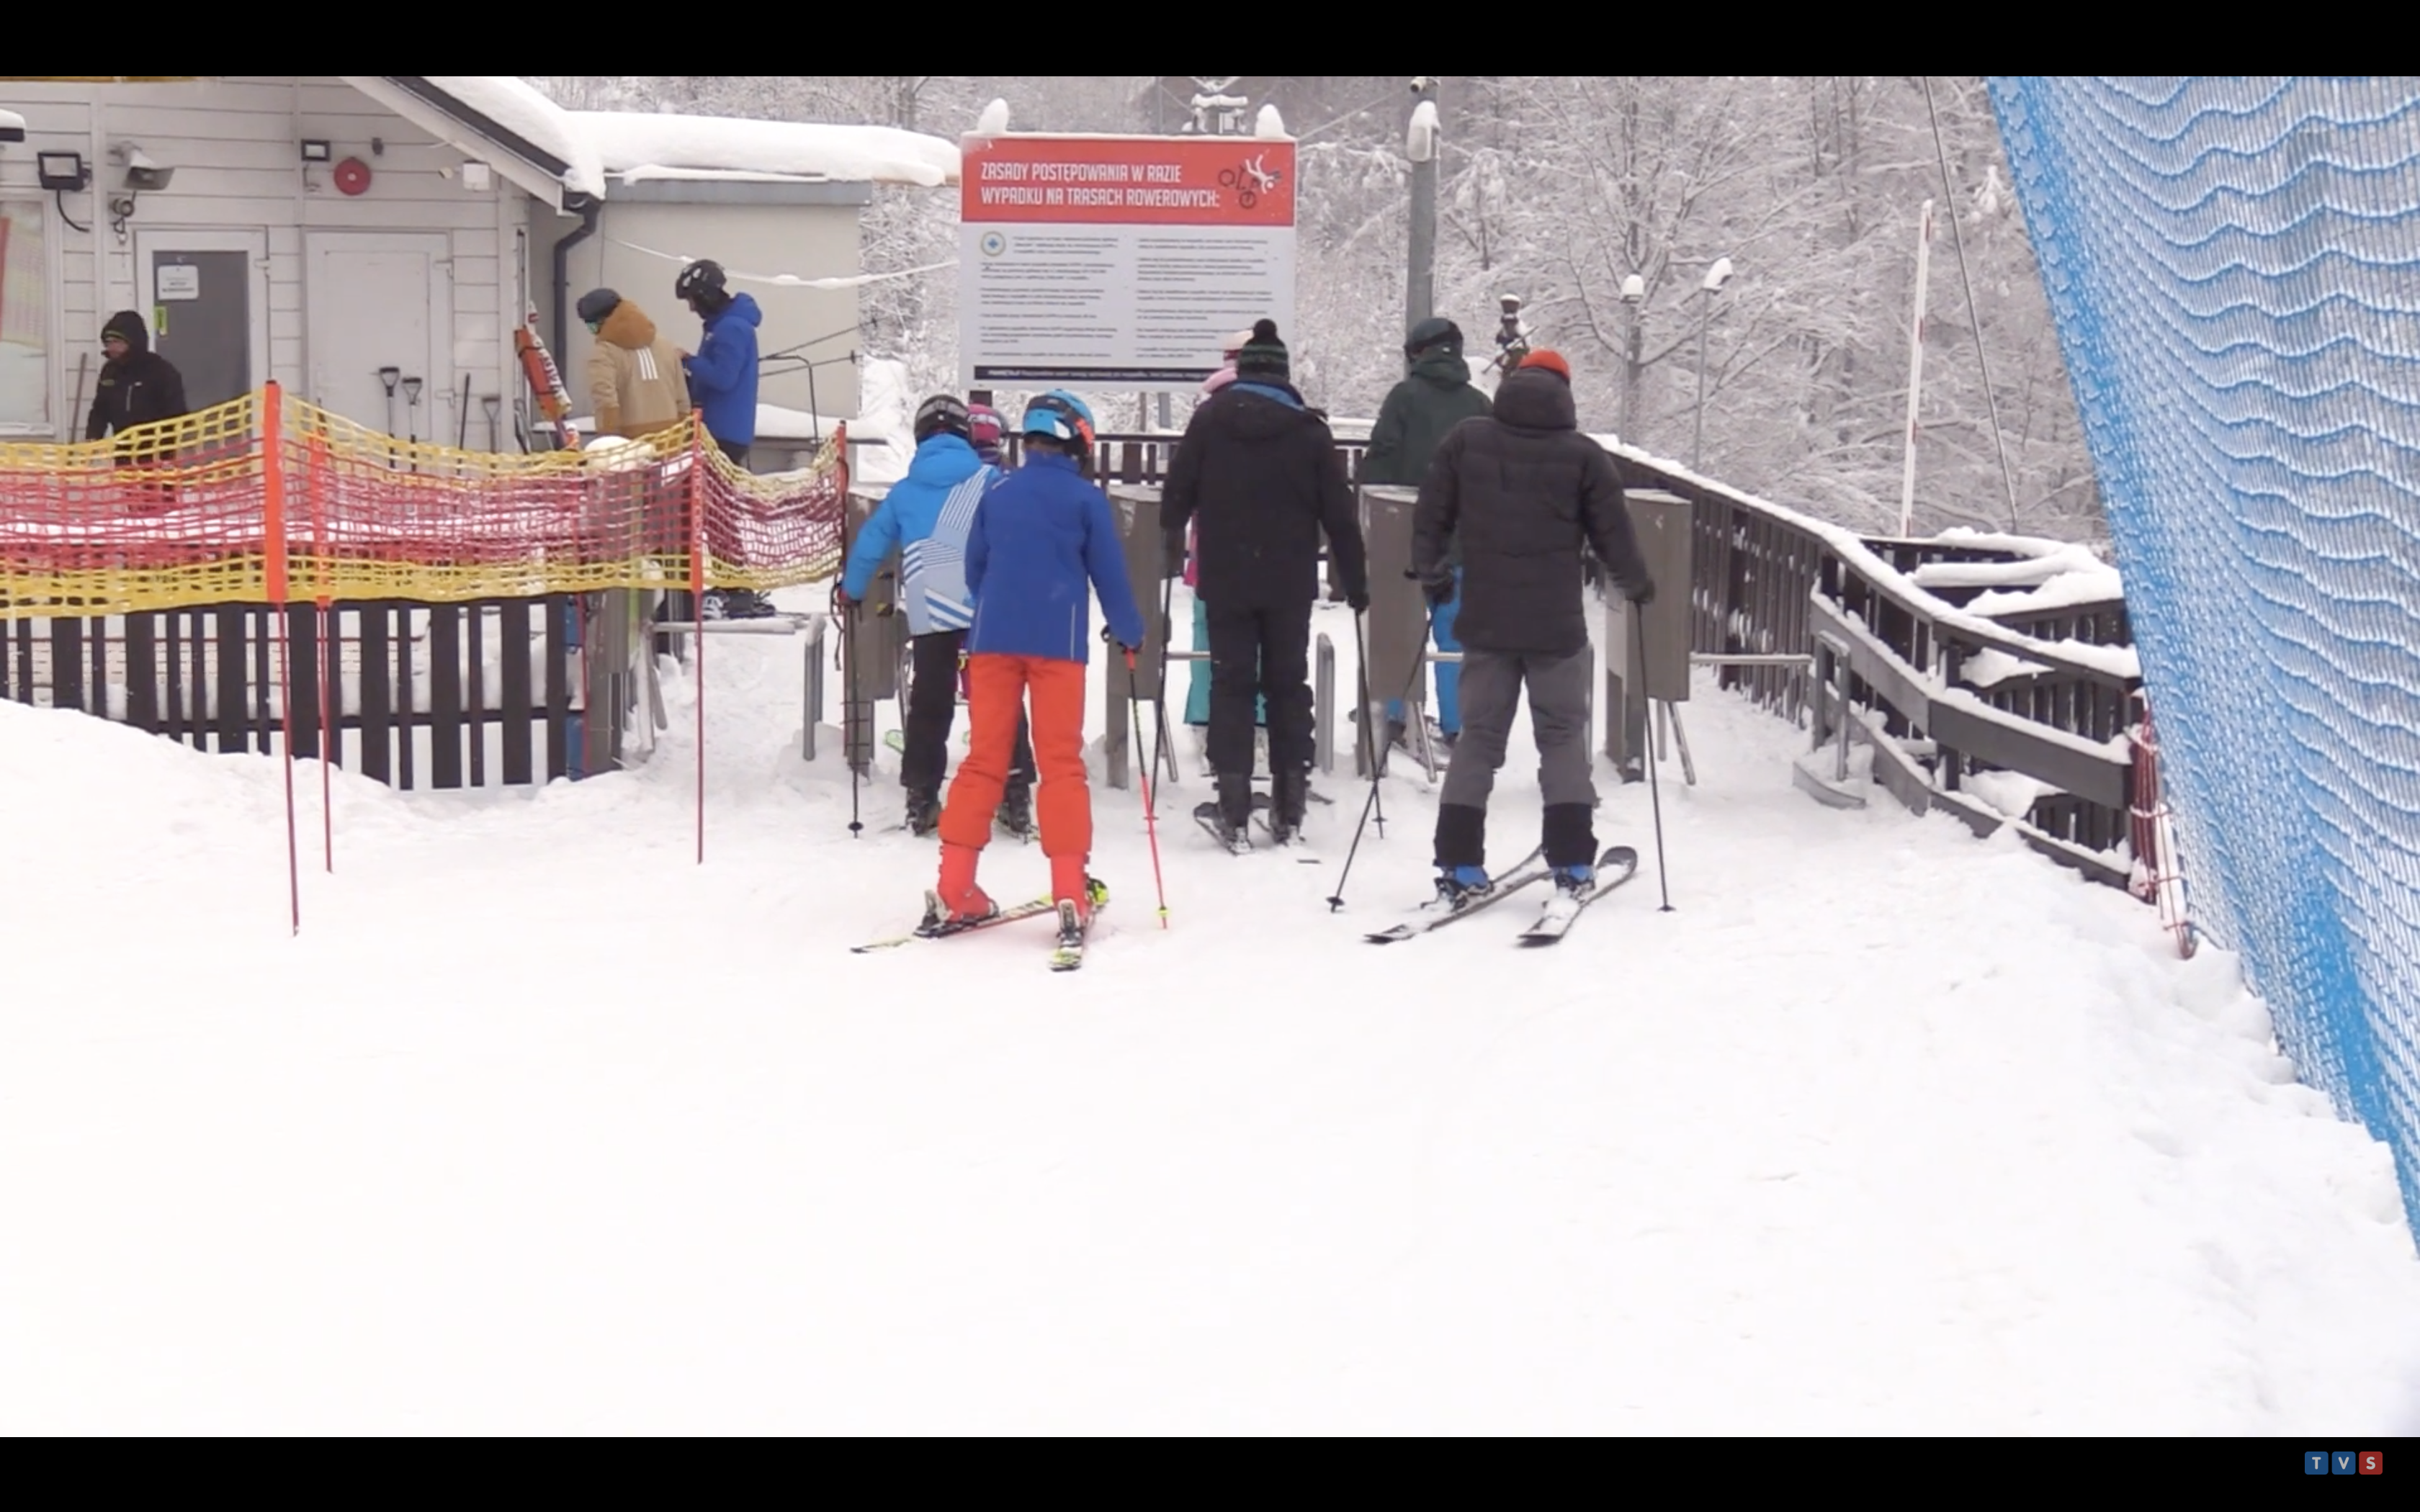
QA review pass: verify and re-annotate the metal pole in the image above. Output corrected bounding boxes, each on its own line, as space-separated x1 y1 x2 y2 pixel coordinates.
1693 287 1710 470
1897 198 1935 537
1406 78 1438 337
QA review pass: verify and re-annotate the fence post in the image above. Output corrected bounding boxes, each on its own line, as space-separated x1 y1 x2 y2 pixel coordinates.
264 382 301 933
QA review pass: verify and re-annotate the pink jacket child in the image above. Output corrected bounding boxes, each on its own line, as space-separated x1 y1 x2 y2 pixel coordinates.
1184 329 1255 587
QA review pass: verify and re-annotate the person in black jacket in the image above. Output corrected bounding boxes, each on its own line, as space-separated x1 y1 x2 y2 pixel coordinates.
1412 348 1653 904
84 309 188 448
1162 320 1371 847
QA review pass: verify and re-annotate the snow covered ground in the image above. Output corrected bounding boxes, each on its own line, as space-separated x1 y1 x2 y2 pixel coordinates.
4 586 2419 1434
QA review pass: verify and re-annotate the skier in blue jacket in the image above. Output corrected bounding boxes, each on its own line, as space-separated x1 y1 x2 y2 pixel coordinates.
675 258 773 618
929 392 1145 939
838 394 1035 839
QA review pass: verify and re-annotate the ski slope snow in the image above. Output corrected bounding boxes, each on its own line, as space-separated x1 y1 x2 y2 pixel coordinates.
3 588 2417 1434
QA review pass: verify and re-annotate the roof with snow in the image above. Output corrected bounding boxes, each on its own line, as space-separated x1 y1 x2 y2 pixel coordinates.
339 78 959 209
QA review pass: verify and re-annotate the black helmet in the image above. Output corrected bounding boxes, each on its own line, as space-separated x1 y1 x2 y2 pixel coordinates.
913 393 972 444
575 287 620 325
1404 316 1462 357
674 259 728 307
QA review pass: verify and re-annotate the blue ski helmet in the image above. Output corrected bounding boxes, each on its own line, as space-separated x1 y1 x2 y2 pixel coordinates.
1020 390 1096 450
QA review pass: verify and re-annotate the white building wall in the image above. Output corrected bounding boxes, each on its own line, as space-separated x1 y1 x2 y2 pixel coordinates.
0 76 563 443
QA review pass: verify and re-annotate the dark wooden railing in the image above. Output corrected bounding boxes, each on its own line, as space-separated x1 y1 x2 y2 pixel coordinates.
1 596 591 788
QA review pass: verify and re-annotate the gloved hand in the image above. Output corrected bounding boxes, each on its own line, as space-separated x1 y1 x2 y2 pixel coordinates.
1626 575 1656 608
830 582 856 613
1347 588 1371 613
1421 575 1456 608
1162 530 1187 578
1101 624 1142 654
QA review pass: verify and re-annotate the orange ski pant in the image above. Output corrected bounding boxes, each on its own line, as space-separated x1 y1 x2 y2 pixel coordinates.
939 654 1091 859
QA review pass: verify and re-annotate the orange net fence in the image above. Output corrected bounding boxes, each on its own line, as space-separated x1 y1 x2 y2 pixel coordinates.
0 384 848 618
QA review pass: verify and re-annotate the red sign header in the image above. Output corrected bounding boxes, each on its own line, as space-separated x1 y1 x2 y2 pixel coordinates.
960 135 1297 228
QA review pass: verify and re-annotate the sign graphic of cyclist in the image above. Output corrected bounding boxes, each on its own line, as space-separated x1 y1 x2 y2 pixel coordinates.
1218 153 1283 210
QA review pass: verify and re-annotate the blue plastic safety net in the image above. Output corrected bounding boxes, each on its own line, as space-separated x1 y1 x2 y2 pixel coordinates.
1989 78 2420 1237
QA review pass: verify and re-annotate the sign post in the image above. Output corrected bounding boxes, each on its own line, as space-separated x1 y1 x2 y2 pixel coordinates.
958 132 1298 392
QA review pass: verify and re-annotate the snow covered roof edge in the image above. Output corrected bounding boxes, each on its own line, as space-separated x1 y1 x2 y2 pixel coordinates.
574 112 959 188
372 81 960 199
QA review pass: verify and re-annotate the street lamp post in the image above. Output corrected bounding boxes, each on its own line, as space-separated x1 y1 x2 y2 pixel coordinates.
1618 273 1644 442
1692 256 1732 471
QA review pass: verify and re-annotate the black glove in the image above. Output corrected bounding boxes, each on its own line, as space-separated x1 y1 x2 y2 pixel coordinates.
1162 529 1187 578
1422 575 1456 608
1626 575 1656 608
1101 624 1142 654
1347 587 1371 613
830 582 856 613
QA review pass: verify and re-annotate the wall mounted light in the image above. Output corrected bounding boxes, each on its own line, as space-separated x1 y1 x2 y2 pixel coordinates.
300 138 332 163
37 150 88 191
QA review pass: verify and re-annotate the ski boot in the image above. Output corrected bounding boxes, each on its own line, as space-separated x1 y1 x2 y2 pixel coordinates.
1193 772 1254 853
1430 864 1494 910
996 782 1035 842
1551 860 1596 899
1266 765 1309 846
905 786 943 838
919 841 997 935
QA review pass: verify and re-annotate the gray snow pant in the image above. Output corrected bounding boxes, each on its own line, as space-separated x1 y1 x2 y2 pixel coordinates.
1434 646 1597 871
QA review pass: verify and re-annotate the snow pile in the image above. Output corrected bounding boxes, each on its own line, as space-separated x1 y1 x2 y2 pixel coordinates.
575 112 959 189
418 76 606 198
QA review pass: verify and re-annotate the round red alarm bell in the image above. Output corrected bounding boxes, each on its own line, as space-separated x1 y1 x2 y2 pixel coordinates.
333 157 372 196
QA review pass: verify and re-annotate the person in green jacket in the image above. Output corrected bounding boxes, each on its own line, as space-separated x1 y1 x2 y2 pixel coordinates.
1361 316 1492 757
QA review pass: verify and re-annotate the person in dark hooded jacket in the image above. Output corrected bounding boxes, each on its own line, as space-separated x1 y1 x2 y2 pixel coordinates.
1412 348 1653 906
84 310 188 446
1363 315 1491 757
1162 320 1371 847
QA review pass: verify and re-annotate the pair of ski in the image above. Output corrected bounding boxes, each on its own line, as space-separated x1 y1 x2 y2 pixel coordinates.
1363 844 1639 946
853 878 1108 971
1192 786 1335 857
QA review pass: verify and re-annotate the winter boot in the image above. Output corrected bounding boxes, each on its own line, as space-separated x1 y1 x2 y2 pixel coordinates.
1552 861 1595 897
996 781 1035 841
905 786 943 837
933 841 995 924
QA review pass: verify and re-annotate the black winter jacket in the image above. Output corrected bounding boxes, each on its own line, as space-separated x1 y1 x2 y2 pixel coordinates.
1412 366 1651 657
1364 346 1492 571
1162 380 1371 611
85 310 189 441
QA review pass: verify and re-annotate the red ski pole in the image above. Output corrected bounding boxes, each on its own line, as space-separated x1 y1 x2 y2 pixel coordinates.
1126 649 1170 929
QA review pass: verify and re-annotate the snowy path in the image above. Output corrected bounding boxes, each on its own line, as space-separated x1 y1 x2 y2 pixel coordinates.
4 593 2417 1434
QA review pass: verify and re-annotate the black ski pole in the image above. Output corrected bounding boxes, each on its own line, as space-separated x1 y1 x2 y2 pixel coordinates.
841 593 863 838
1327 602 1435 911
1637 598 1672 911
1151 541 1178 791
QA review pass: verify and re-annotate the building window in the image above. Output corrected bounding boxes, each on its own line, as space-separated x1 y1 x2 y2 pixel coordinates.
0 198 52 432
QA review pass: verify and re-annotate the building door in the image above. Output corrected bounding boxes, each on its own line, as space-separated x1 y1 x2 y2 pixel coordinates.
305 233 452 441
133 230 269 414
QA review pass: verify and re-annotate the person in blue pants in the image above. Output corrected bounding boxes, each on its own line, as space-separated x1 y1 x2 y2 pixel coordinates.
1363 316 1492 758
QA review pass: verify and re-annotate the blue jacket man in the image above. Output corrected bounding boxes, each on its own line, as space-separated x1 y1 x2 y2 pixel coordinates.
838 395 1033 836
673 258 769 617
